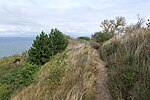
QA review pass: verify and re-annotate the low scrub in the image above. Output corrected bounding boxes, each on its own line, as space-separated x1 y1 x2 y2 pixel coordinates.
78 36 91 41
0 55 40 100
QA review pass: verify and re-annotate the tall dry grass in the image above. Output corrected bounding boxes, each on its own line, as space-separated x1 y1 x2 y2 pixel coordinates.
100 28 150 100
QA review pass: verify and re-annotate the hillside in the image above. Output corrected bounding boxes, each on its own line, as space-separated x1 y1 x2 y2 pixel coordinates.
0 28 149 100
10 39 110 100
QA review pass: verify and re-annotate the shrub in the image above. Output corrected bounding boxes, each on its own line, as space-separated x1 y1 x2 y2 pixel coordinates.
28 28 68 65
92 31 113 44
78 36 91 41
0 63 39 100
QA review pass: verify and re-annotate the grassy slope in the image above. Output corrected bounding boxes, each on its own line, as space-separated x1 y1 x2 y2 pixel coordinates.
11 39 109 100
1 28 149 100
100 29 150 99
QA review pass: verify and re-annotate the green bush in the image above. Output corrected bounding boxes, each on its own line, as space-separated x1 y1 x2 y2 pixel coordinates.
0 63 39 100
77 36 91 41
28 28 68 65
92 31 113 44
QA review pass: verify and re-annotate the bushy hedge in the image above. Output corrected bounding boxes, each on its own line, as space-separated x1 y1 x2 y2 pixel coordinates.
28 28 68 65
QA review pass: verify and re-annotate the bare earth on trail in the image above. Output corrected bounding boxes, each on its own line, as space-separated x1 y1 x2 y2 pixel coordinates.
94 49 110 100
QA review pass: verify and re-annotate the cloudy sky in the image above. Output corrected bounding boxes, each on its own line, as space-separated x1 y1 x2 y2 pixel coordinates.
0 0 149 37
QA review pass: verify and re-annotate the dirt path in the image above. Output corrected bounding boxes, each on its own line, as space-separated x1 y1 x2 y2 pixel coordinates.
87 43 110 100
94 52 110 100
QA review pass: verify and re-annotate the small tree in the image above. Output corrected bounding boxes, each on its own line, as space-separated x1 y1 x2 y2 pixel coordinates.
28 28 68 65
49 28 68 55
100 16 126 35
28 31 50 65
92 16 126 44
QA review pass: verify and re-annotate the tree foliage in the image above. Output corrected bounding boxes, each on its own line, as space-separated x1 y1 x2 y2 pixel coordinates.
49 28 68 55
100 16 126 35
28 28 68 65
92 17 126 43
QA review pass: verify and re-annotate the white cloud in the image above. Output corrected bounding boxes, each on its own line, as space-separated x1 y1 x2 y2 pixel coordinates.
0 0 150 36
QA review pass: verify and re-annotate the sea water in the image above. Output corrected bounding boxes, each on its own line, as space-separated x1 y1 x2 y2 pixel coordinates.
0 37 34 58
